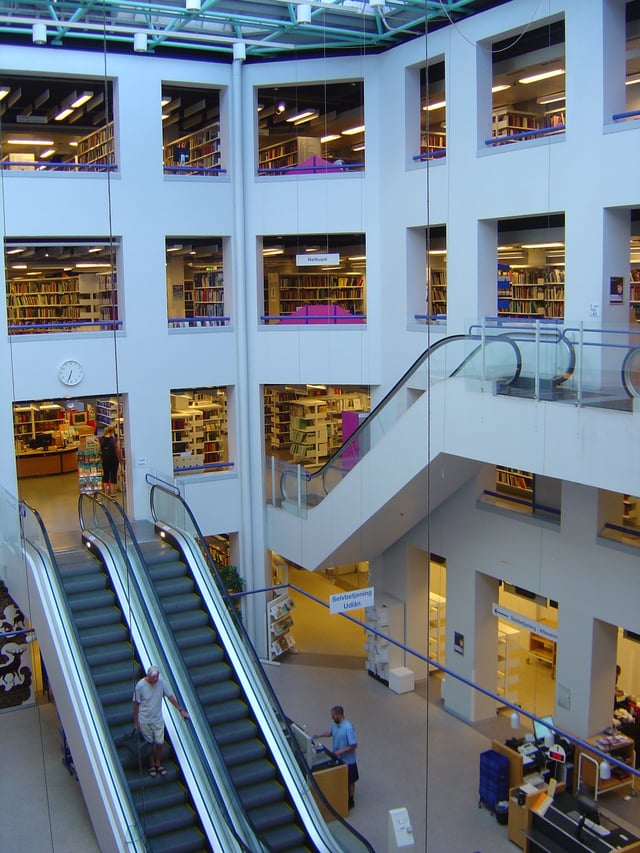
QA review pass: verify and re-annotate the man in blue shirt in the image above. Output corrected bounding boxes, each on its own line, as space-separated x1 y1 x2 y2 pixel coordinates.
316 705 359 809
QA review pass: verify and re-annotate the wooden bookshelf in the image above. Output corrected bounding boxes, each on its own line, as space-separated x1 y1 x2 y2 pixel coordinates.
497 267 565 320
492 109 539 140
77 121 115 169
191 270 225 323
496 466 534 501
429 268 447 316
420 130 446 158
630 269 640 323
7 276 81 333
163 123 221 174
258 136 321 172
271 272 365 318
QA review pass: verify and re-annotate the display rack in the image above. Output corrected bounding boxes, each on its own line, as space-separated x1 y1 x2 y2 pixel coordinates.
289 398 329 466
78 435 102 494
364 593 404 685
497 621 520 705
428 592 446 671
268 591 296 659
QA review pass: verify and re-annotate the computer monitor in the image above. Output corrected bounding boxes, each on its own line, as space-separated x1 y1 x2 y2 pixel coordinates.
291 723 317 767
533 714 554 743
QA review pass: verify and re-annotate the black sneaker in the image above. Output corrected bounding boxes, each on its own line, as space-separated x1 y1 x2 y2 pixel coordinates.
348 798 355 809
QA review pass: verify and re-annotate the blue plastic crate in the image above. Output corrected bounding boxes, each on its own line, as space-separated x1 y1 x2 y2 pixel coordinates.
478 749 509 812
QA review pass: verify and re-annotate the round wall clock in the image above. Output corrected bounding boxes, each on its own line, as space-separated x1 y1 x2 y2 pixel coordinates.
58 359 84 386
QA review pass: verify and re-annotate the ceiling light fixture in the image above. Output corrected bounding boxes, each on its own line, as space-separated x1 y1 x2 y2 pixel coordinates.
537 92 565 105
276 101 286 114
262 247 285 256
296 4 312 24
39 148 55 159
54 108 74 121
233 41 246 61
521 242 564 249
428 249 447 256
0 87 10 101
321 133 341 143
351 143 365 151
70 91 94 109
425 100 446 111
518 68 565 85
342 124 365 136
32 22 47 45
76 262 112 268
492 83 511 93
7 138 54 145
625 73 640 86
286 108 318 124
186 0 201 9
133 31 148 53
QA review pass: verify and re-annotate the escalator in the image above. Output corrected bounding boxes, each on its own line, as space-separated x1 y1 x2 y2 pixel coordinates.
124 533 313 852
20 501 248 853
56 545 210 853
82 488 374 853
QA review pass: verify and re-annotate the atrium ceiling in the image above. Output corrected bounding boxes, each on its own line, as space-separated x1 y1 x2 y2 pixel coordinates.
0 1 509 60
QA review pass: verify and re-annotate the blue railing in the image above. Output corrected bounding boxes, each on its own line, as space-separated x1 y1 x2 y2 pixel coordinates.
1 159 117 172
257 161 364 176
8 319 122 334
485 124 565 146
412 148 446 162
261 307 366 325
612 109 640 121
163 165 227 176
173 461 235 475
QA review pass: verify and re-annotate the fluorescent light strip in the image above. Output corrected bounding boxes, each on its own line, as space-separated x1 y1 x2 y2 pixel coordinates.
39 148 55 158
426 100 446 111
70 91 93 109
7 138 54 145
54 108 74 121
518 68 565 85
341 125 365 136
286 108 317 123
521 242 564 249
321 134 341 143
492 83 510 93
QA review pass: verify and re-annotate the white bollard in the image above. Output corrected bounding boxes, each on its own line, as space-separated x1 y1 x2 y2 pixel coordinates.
388 807 414 850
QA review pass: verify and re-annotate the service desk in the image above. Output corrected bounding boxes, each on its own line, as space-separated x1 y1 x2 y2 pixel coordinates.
523 791 640 852
311 751 348 820
16 446 78 478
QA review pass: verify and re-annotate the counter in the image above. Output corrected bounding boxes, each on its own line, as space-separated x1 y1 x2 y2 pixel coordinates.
16 446 79 478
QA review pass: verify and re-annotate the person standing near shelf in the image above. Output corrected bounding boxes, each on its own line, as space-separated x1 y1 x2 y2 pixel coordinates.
133 666 190 777
315 705 359 810
99 424 120 495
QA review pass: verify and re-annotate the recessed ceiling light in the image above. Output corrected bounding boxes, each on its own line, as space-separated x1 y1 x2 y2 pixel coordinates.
518 68 565 85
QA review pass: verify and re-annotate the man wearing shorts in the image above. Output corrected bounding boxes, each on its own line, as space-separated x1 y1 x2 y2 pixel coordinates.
315 705 359 809
133 666 189 777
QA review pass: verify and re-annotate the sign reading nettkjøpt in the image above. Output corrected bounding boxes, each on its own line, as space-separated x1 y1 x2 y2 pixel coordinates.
330 587 374 614
296 253 340 267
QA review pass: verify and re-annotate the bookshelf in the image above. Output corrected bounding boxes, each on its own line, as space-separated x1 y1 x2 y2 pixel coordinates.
496 466 534 501
258 136 321 173
492 109 539 140
171 409 204 472
6 276 81 333
268 592 296 659
527 619 557 678
497 267 565 320
77 121 115 169
428 593 446 671
96 399 122 428
189 393 228 467
623 495 638 527
271 273 365 318
163 123 221 173
420 130 446 158
205 534 231 568
497 621 520 705
13 404 37 446
429 269 447 317
289 398 328 467
265 388 298 450
191 270 225 323
630 269 640 323
77 273 118 326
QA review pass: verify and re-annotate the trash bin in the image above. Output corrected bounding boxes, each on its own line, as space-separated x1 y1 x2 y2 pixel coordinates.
495 800 509 825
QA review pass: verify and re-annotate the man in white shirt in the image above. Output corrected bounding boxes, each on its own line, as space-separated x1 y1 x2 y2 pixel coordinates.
133 666 189 777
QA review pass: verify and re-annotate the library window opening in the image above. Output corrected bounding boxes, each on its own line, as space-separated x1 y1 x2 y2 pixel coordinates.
419 61 446 162
261 233 366 325
171 387 231 477
162 84 223 177
0 74 115 172
489 18 566 147
256 80 364 175
166 237 227 328
4 237 120 335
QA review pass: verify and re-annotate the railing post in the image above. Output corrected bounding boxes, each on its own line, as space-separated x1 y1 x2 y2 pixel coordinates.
270 456 276 507
481 317 487 381
577 322 584 407
296 464 303 514
534 320 541 401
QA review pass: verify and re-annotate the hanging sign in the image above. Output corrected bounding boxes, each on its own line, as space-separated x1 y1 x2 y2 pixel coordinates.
296 253 340 267
492 603 558 641
330 586 374 614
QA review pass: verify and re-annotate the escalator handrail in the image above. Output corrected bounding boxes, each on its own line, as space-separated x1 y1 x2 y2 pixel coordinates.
78 493 256 853
149 483 376 853
18 500 150 853
275 332 524 504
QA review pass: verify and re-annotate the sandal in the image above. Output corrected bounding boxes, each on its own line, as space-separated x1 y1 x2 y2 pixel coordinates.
148 766 158 777
157 765 168 776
